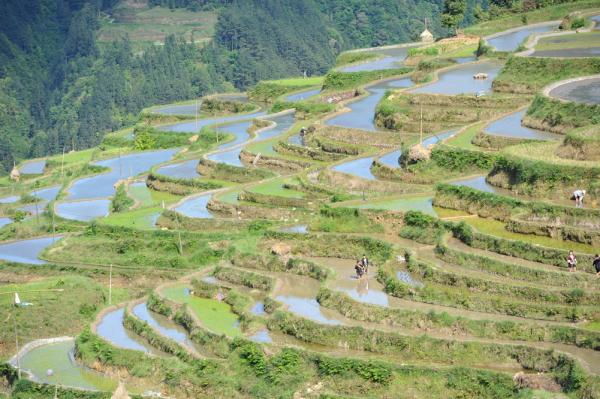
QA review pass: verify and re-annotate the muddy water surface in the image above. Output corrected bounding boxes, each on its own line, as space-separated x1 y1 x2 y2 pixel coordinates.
272 272 345 325
549 77 600 105
15 339 116 391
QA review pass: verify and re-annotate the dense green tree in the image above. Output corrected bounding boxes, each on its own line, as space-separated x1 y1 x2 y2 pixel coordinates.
441 0 467 34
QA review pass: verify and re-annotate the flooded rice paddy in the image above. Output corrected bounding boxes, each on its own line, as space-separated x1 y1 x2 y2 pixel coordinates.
19 159 46 175
485 110 563 140
326 77 413 131
0 235 63 265
486 23 558 52
408 61 502 95
284 88 321 102
14 339 116 391
55 199 111 222
548 76 600 105
173 193 213 219
96 307 155 353
155 159 201 179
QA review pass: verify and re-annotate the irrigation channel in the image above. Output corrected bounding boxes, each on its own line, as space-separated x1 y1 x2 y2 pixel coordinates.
5 16 600 398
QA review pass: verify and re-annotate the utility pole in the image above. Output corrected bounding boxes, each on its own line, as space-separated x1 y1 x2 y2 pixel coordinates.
195 100 199 131
14 315 21 379
176 215 183 255
419 101 424 145
35 201 39 227
108 263 113 306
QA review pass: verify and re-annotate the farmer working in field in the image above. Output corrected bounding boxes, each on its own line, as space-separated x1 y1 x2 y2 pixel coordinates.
594 254 600 277
567 250 578 272
361 255 369 275
573 189 586 208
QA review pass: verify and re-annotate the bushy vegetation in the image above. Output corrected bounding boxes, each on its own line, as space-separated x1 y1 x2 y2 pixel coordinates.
322 68 412 91
201 98 256 115
270 100 335 116
493 57 600 93
488 153 600 193
318 287 600 349
526 95 600 131
335 51 380 67
111 184 133 213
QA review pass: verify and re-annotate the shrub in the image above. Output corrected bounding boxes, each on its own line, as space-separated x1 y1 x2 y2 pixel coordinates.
476 38 492 56
111 184 133 213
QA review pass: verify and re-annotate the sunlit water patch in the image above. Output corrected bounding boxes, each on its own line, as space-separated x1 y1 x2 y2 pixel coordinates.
173 194 213 219
96 307 154 353
485 110 563 140
326 78 413 131
55 199 111 222
0 235 63 265
156 160 201 179
19 160 46 175
408 61 501 95
487 23 558 52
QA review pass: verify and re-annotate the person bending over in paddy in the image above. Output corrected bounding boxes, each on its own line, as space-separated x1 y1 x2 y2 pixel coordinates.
594 254 600 277
567 251 578 272
572 189 586 208
355 260 365 278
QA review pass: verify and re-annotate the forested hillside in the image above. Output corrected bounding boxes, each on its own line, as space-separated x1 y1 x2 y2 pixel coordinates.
0 0 223 173
205 0 449 88
0 0 508 172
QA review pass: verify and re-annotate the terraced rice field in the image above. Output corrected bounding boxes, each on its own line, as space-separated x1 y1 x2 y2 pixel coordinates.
3 8 600 399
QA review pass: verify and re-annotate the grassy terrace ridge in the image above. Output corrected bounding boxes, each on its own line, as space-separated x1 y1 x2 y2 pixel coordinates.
464 0 600 36
535 30 600 51
493 57 600 94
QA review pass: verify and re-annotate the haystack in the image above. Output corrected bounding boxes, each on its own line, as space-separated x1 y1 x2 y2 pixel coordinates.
10 165 20 182
420 28 434 43
407 143 431 163
111 381 131 399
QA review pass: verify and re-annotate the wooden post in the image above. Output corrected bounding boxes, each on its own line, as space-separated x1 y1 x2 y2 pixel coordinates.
14 316 20 379
419 102 423 145
108 263 112 305
61 148 65 180
176 214 183 255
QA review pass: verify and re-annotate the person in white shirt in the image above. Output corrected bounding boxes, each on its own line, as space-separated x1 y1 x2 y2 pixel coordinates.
573 189 586 208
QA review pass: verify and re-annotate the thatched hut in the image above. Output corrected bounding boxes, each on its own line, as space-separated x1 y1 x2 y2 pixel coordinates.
420 29 434 43
10 165 20 182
